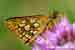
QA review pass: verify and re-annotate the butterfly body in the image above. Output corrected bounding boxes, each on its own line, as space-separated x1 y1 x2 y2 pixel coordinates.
47 11 63 29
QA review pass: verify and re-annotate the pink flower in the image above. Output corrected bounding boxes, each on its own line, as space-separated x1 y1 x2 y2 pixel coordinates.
32 16 75 50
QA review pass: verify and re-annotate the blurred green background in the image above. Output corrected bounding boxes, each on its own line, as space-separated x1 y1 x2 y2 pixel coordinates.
0 0 74 50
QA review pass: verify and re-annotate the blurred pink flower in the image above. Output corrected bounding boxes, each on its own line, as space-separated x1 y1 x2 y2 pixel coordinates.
32 16 75 50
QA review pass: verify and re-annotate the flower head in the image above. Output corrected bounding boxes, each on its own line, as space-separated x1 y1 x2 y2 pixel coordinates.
32 16 75 50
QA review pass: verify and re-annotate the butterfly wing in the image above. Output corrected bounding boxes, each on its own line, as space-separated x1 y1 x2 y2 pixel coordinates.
5 15 48 45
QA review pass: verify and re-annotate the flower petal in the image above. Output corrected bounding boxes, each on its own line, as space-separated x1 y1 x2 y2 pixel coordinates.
73 22 75 40
35 36 46 45
73 22 75 34
55 16 72 38
55 16 71 32
32 44 41 50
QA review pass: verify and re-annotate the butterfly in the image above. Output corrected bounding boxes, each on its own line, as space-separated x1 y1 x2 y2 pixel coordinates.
5 15 49 45
5 11 62 45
